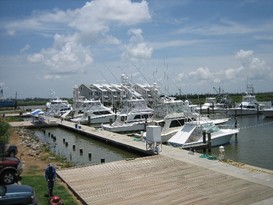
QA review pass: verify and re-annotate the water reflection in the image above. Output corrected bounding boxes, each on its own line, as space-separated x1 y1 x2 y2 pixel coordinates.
34 127 140 166
204 115 273 170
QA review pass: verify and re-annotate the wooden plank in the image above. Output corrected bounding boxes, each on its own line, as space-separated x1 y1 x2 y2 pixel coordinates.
57 155 273 205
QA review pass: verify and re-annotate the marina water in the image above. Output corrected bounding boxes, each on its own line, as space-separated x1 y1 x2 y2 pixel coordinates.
207 115 273 170
34 115 273 170
34 127 140 166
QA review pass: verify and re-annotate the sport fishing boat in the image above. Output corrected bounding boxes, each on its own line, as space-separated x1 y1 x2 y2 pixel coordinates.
228 84 262 116
70 99 116 125
168 120 239 148
101 99 153 133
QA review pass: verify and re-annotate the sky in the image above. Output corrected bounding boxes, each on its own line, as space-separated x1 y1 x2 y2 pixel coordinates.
0 0 273 99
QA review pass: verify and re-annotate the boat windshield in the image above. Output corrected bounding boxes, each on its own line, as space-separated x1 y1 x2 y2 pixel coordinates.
202 124 220 133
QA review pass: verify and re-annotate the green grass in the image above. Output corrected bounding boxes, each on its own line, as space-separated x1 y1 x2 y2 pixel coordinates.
21 175 79 205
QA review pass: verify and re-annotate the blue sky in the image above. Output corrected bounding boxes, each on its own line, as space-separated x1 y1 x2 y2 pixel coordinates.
0 0 273 98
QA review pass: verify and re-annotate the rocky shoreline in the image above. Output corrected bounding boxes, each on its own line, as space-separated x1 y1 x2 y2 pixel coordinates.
12 127 72 172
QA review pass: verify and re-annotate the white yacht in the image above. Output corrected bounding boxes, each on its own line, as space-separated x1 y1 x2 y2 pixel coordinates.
228 84 262 116
46 98 70 109
68 85 116 125
150 112 198 143
102 99 153 133
197 97 227 114
168 120 239 148
70 99 116 125
45 98 72 117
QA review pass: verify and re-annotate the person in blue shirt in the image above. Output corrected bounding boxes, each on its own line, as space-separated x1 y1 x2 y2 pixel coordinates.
45 164 56 197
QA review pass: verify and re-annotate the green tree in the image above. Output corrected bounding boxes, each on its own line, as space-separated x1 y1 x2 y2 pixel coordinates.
0 120 10 145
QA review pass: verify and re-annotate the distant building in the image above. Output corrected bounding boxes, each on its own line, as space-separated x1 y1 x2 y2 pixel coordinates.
77 75 159 108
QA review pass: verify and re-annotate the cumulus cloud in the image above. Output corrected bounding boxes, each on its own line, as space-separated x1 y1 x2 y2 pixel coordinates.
176 67 222 88
122 28 153 60
224 67 244 80
189 67 213 80
8 0 151 78
4 0 150 40
234 49 272 81
70 0 151 35
28 34 93 74
235 49 254 59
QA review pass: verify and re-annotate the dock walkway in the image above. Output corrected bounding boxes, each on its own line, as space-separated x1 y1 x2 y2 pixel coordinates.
10 117 273 204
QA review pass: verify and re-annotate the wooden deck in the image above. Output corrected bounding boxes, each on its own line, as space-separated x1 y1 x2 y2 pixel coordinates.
9 116 273 204
58 155 273 205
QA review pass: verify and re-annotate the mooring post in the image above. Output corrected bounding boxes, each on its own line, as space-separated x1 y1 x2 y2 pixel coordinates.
88 153 92 160
207 133 211 154
88 116 91 124
235 117 238 143
144 117 148 132
202 132 206 154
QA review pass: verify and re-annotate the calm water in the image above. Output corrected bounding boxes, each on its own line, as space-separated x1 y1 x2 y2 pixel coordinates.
207 115 273 170
34 127 140 166
32 115 273 170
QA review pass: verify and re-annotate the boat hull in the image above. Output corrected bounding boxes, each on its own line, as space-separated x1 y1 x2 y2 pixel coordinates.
102 122 145 133
227 108 259 116
80 115 116 125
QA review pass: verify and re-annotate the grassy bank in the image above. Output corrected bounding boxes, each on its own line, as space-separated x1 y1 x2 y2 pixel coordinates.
21 176 79 205
0 117 81 205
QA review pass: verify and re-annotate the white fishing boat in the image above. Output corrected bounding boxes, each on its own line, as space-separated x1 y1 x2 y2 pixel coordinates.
46 98 71 109
151 113 230 143
137 97 230 142
101 99 153 133
45 98 72 117
67 85 116 125
196 97 227 114
151 112 198 143
228 84 262 116
70 100 116 125
168 121 239 148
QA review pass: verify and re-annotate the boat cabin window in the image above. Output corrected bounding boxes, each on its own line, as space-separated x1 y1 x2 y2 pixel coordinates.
93 111 111 115
170 119 185 128
142 114 148 119
134 115 141 119
243 105 256 109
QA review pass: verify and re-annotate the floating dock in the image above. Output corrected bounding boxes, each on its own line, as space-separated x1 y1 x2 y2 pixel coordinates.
9 116 273 204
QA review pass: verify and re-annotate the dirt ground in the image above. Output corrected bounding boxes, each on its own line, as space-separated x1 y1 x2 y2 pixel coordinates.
0 116 51 175
10 129 49 175
9 128 82 204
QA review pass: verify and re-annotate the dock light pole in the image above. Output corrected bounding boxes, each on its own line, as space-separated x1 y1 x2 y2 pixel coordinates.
219 146 225 161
